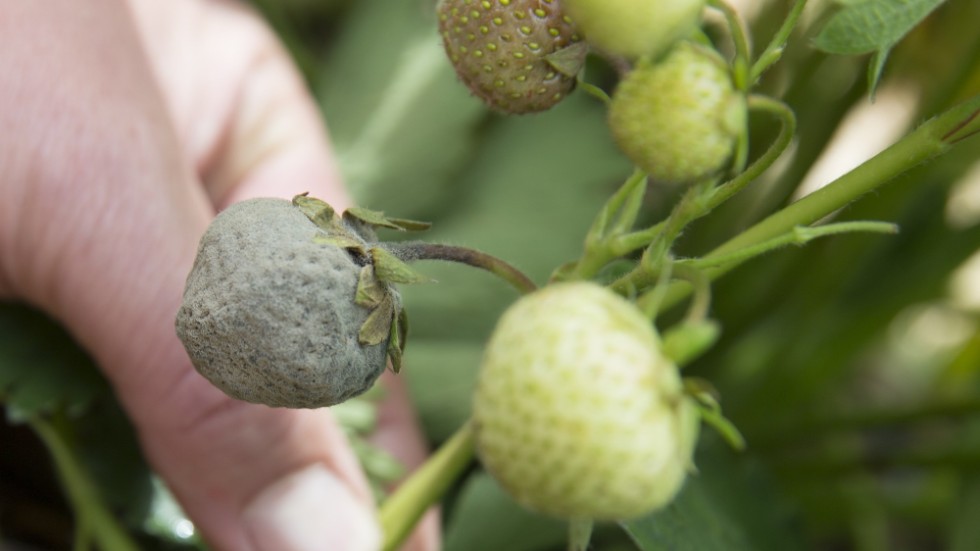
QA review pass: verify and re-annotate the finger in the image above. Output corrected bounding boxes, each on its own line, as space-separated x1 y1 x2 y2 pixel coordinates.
127 2 441 549
1 2 380 550
125 0 350 211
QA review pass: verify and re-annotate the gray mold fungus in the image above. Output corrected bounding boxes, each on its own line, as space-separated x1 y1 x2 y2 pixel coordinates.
176 198 389 408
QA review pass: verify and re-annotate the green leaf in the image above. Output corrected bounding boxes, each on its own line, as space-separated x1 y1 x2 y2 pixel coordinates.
72 399 155 527
662 320 721 368
621 439 805 551
0 303 108 421
343 207 432 232
813 0 947 95
355 265 386 308
813 0 947 55
292 193 339 231
370 247 436 285
545 42 589 78
444 473 567 551
386 308 409 374
358 295 395 346
313 233 367 255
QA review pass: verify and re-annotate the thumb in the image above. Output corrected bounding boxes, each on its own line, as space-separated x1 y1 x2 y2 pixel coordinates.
1 2 380 550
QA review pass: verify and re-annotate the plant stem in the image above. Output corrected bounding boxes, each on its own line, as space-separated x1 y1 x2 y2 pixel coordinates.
600 95 796 267
566 169 648 280
656 92 980 313
708 95 796 208
676 221 897 271
709 0 752 91
380 422 476 551
385 242 537 295
749 0 809 84
576 78 611 105
568 519 594 551
29 416 139 551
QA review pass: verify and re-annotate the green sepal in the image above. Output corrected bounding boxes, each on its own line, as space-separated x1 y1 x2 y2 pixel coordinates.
293 193 340 231
545 42 589 78
662 319 721 368
370 247 436 284
385 217 432 232
313 233 368 257
355 266 387 308
359 294 395 346
684 378 746 451
344 207 432 232
386 308 410 374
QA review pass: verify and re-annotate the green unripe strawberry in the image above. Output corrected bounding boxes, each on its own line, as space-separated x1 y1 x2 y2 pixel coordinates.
437 0 585 114
563 0 705 59
473 282 699 520
608 41 746 184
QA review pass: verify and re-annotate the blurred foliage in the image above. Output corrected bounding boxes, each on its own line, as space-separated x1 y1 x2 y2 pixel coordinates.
4 0 980 549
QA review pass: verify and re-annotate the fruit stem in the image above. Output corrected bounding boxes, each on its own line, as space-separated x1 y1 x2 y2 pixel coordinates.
576 77 612 105
565 169 648 280
708 0 752 92
675 221 898 271
655 92 980 314
28 415 139 551
584 95 795 283
384 242 537 295
674 265 712 324
379 421 476 551
567 518 594 551
750 0 809 84
708 95 796 208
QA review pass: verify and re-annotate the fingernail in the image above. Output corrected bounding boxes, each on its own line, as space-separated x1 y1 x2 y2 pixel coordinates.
244 464 381 551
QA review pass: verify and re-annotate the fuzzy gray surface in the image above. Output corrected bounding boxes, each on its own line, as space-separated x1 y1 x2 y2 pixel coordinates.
176 198 388 408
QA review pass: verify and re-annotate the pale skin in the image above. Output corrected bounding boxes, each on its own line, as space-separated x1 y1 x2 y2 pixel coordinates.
0 1 438 549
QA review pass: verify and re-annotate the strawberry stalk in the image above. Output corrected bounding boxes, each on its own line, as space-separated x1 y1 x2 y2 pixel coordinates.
568 519 594 551
749 0 809 84
707 0 751 92
655 92 980 314
379 422 476 551
383 242 537 295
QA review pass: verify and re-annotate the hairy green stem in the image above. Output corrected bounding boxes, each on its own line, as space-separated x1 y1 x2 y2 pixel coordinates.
380 422 476 551
29 416 139 551
676 221 898 271
385 242 537 295
601 95 796 267
568 519 594 551
576 78 612 105
636 257 674 319
709 95 797 208
566 169 648 280
750 0 809 83
656 93 980 313
709 0 752 91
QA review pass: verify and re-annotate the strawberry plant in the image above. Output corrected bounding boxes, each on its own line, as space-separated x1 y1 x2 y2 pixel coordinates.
4 0 980 550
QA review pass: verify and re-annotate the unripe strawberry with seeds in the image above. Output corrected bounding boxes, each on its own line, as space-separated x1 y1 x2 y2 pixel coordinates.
608 41 746 184
562 0 706 60
437 0 586 114
473 282 699 520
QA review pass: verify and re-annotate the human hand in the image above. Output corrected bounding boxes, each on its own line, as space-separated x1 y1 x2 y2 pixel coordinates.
0 1 437 549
